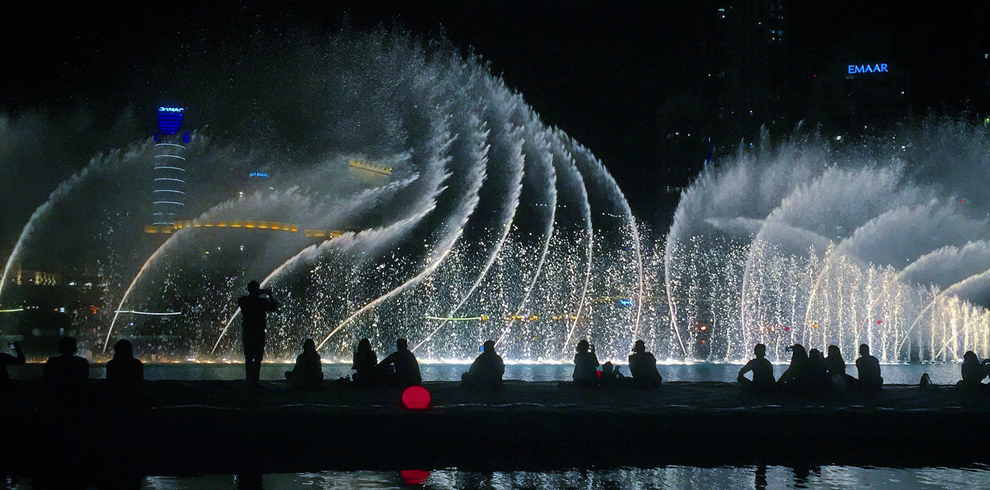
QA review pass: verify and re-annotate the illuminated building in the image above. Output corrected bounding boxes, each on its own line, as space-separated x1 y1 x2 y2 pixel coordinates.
152 106 190 227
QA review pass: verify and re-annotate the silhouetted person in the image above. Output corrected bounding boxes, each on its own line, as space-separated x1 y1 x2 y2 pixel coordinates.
237 280 278 387
959 350 989 392
106 339 144 405
461 340 505 390
572 339 599 388
43 336 89 407
285 339 323 390
738 343 775 395
0 341 25 390
628 340 662 389
825 345 857 393
856 344 883 393
352 338 378 388
778 344 810 395
807 348 828 393
377 338 421 387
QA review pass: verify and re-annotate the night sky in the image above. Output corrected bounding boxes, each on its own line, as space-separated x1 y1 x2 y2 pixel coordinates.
2 0 989 248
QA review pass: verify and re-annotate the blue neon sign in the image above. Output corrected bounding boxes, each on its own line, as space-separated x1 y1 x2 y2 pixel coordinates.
157 106 185 135
848 63 888 74
249 172 269 178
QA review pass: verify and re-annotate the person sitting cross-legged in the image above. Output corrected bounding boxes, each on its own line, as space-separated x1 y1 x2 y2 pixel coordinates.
628 340 663 389
738 343 776 396
856 343 884 393
285 339 324 390
461 340 505 391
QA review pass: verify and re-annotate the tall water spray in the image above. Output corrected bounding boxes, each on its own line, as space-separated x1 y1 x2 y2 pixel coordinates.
0 32 648 362
665 122 990 363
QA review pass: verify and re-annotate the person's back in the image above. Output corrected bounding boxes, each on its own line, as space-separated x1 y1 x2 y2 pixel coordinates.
379 339 421 387
286 339 323 390
463 341 505 390
572 340 599 387
44 337 89 407
237 281 278 386
959 351 987 391
779 345 810 395
628 340 662 389
0 342 25 389
856 344 883 392
106 339 144 405
352 338 378 388
738 344 775 395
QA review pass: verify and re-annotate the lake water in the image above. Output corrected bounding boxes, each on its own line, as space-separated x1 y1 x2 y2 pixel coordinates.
7 465 989 489
5 361 965 385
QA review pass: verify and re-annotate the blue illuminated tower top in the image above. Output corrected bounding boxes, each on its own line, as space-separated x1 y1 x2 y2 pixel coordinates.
157 106 185 134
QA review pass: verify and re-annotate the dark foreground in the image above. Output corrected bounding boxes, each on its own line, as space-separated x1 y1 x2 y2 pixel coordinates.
1 380 988 478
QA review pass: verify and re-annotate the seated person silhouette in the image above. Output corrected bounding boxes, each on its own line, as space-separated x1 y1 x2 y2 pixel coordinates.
351 338 378 388
738 343 775 395
43 336 90 407
628 340 663 389
824 345 859 393
0 341 25 390
377 338 422 387
778 344 811 395
106 339 144 405
807 348 828 394
461 340 505 390
285 339 324 390
572 339 600 388
855 343 884 393
958 350 990 392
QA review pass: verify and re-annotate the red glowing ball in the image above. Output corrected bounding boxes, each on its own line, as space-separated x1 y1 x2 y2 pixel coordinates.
401 469 431 484
401 385 431 410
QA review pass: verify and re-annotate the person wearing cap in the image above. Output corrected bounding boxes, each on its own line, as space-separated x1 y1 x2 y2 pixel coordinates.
461 340 505 390
628 340 663 389
237 280 278 387
738 343 775 395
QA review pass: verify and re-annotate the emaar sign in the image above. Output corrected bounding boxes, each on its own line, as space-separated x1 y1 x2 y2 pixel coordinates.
848 63 888 74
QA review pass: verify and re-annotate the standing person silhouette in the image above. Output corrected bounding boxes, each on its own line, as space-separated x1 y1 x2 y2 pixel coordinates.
237 280 278 387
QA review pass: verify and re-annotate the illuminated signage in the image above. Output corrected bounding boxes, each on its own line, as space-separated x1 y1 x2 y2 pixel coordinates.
249 172 269 178
157 105 185 135
848 63 888 74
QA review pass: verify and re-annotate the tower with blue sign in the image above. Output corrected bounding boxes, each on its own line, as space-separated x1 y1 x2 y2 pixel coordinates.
152 106 190 227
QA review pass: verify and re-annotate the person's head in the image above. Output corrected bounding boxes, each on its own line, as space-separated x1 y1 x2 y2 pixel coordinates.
396 338 408 351
303 338 316 354
576 339 589 353
809 348 822 361
602 361 614 373
790 344 807 363
247 280 260 295
632 340 646 354
827 345 841 358
358 338 372 353
754 343 766 358
859 344 870 357
964 350 978 363
483 340 496 353
57 336 77 356
112 339 133 360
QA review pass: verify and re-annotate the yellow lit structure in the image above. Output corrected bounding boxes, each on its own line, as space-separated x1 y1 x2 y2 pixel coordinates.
145 220 302 234
348 158 392 176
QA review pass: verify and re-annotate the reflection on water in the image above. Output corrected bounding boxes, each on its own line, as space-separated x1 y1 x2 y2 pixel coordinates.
7 466 988 489
5 362 968 385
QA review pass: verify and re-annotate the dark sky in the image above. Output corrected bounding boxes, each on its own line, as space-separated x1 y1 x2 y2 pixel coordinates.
2 0 989 232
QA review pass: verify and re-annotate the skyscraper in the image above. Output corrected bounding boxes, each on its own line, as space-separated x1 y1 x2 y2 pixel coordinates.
152 106 189 227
